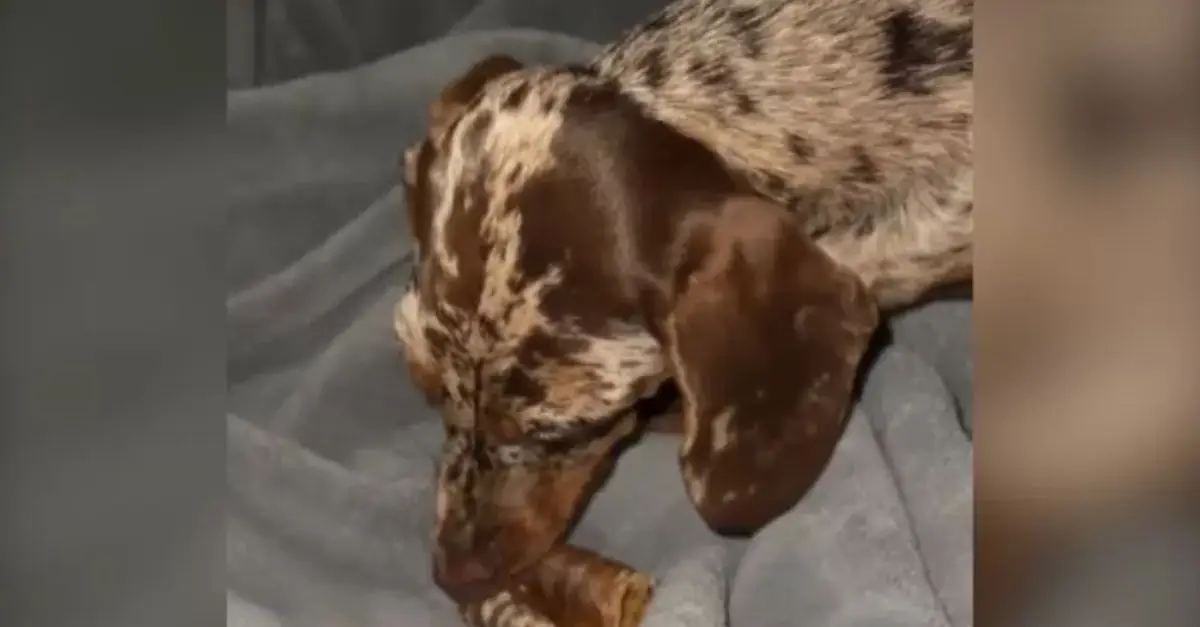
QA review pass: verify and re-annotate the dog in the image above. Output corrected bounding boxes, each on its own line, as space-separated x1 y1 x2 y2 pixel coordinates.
395 0 973 600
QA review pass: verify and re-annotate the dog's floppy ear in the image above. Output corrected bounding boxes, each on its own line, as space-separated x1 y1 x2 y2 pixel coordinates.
664 196 879 533
429 54 524 137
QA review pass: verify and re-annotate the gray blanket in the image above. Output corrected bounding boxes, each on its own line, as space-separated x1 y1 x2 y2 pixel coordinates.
226 3 975 626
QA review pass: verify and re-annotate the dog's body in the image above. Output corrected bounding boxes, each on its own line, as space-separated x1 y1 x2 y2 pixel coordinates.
396 0 973 601
591 0 973 309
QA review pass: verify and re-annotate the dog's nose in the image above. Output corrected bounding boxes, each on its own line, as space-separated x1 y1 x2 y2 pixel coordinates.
433 554 496 599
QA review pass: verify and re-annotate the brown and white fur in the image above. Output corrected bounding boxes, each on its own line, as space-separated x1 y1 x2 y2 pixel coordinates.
395 0 973 601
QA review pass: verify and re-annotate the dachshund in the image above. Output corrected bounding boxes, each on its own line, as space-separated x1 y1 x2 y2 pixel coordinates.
394 0 973 603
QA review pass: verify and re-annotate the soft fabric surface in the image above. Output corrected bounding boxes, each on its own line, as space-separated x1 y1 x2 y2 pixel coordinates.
225 2 975 625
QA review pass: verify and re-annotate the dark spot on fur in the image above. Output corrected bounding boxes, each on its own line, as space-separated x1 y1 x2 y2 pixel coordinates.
500 300 520 328
785 187 831 218
502 82 530 110
476 316 500 343
786 133 814 161
853 215 879 238
505 164 525 187
711 65 737 90
882 10 922 87
690 58 737 93
461 111 494 152
643 46 672 88
426 328 450 354
541 97 556 115
505 264 528 295
728 6 766 59
470 433 495 473
808 223 833 239
640 47 668 89
762 172 788 195
523 331 592 367
734 91 757 114
930 189 950 207
501 368 547 406
847 146 882 184
880 9 973 96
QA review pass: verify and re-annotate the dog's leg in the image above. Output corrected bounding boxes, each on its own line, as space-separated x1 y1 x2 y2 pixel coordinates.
819 171 974 312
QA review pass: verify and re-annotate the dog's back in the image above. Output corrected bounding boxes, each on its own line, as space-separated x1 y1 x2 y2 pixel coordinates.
593 0 974 308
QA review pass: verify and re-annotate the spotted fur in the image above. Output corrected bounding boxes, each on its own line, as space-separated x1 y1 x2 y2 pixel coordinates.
593 0 974 306
396 0 972 603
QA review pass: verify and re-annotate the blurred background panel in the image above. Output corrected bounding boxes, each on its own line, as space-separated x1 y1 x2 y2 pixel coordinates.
978 0 1200 624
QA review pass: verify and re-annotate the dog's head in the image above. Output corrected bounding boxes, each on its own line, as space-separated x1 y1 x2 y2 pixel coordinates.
396 55 879 597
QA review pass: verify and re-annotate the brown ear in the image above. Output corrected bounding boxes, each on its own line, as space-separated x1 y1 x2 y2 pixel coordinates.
665 197 879 534
429 54 524 137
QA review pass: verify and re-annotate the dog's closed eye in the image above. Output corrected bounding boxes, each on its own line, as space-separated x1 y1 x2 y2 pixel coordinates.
519 415 633 457
491 443 536 466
